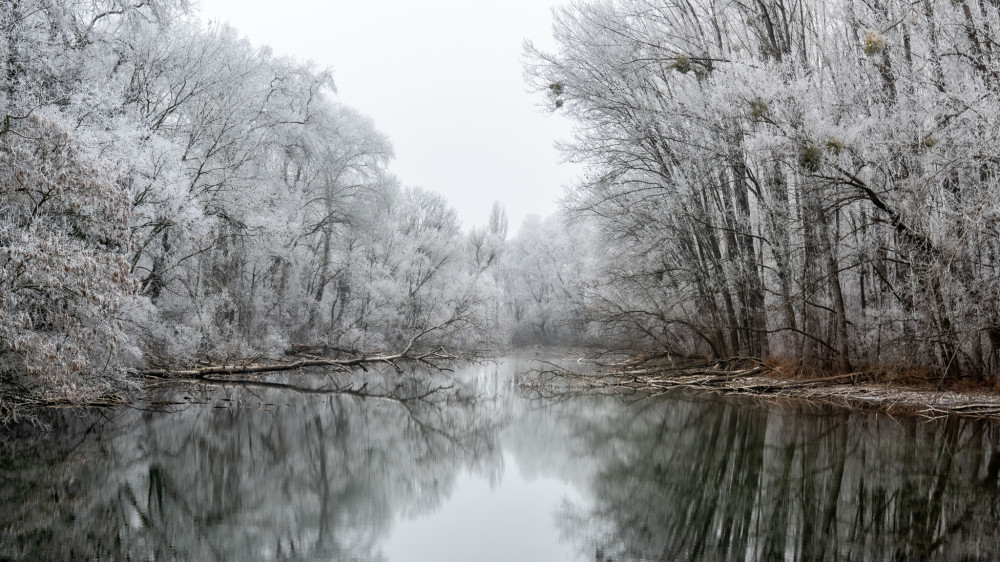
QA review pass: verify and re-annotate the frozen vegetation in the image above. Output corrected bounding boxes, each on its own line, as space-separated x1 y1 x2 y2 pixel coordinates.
525 0 1000 379
0 1 511 407
4 0 1000 412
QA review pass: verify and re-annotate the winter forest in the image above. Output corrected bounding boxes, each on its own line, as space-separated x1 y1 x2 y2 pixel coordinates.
3 0 1000 406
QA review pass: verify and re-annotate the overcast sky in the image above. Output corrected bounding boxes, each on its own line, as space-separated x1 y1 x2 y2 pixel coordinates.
194 0 579 232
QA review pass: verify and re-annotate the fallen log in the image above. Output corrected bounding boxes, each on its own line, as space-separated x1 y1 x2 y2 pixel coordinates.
139 330 453 378
192 377 454 402
140 350 452 378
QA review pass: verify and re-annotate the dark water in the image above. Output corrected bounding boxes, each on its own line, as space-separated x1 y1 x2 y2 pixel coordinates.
2 356 1000 561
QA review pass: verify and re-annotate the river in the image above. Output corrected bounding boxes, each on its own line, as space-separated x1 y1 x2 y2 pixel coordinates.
1 354 999 561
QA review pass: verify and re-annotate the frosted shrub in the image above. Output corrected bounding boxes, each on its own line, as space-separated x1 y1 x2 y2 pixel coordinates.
0 117 140 401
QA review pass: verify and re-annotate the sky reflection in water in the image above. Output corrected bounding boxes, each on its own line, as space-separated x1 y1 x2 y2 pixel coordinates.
384 455 584 562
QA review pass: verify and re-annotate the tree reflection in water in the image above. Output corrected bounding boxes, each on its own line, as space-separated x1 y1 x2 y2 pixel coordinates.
558 393 1000 561
0 365 505 561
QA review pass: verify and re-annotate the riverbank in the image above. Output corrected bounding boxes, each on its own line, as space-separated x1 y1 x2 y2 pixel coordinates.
703 372 1000 419
0 345 459 428
526 351 1000 420
7 349 1000 428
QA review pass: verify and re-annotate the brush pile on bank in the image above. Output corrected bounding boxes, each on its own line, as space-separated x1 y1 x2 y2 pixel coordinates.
521 352 1000 420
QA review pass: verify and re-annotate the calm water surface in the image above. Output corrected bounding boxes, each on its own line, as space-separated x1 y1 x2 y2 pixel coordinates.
2 355 1000 561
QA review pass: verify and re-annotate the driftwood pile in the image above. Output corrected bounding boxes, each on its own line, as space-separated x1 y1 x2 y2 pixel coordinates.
526 353 1000 420
529 355 853 395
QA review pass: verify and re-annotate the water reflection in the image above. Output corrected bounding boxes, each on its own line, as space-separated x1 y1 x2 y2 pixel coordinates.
0 365 505 561
558 393 1000 561
1 358 1000 561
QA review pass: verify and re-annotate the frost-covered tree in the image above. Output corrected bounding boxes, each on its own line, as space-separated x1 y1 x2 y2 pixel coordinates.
464 202 510 344
502 214 598 346
0 0 509 407
527 0 1000 377
331 186 488 351
0 116 139 400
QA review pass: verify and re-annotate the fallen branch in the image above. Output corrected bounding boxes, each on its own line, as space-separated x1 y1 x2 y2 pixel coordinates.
192 377 454 402
139 336 455 379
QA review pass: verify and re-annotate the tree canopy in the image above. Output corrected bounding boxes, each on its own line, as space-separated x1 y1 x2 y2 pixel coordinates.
526 0 1000 378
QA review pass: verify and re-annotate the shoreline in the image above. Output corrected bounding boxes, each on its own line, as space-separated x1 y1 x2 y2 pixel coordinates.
528 352 1000 420
697 375 1000 419
7 352 1000 428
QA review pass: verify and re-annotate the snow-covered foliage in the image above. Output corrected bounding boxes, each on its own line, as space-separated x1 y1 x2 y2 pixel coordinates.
526 0 1000 376
0 116 140 399
0 0 505 403
502 214 599 345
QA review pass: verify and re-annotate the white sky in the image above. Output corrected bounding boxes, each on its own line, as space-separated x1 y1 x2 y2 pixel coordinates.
194 0 580 232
